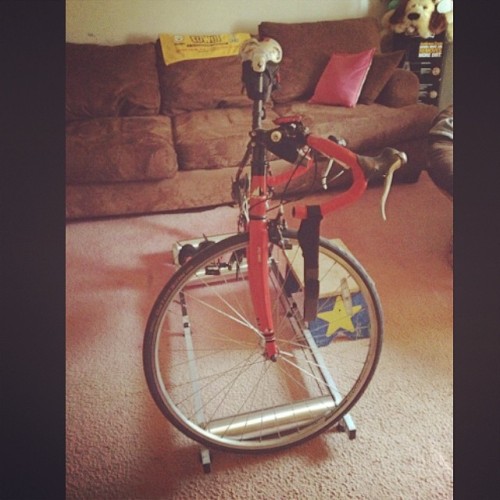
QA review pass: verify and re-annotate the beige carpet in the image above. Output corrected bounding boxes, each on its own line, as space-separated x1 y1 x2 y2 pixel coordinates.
66 172 453 499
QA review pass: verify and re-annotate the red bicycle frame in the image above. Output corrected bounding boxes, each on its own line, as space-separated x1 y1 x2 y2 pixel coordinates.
247 173 278 359
246 105 369 361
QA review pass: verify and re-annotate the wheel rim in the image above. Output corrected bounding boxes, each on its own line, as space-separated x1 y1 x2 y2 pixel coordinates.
145 231 382 453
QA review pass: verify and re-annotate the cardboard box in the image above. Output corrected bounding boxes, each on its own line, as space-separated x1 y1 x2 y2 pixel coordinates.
393 33 445 105
284 239 371 347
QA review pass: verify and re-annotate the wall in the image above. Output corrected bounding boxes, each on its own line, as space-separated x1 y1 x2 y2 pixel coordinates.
66 0 385 45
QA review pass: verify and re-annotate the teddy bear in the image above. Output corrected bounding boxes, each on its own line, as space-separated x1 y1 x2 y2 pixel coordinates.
436 0 453 41
382 0 448 39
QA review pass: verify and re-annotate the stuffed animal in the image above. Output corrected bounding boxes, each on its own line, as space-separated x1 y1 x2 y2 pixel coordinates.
383 0 448 39
436 0 453 41
387 0 401 9
380 2 401 41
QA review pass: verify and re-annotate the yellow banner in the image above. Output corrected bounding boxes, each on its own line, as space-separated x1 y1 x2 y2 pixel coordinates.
159 32 252 65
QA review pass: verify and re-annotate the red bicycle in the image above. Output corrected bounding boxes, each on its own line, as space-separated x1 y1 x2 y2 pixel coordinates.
143 39 406 458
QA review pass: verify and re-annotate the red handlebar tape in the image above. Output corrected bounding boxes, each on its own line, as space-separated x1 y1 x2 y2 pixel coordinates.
293 135 368 219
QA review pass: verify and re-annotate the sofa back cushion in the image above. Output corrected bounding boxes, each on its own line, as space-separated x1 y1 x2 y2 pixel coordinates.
156 41 251 115
259 17 381 103
66 43 160 121
173 107 280 170
358 50 405 105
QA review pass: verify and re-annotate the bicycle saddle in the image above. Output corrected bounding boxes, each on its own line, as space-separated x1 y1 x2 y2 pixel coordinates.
240 37 282 72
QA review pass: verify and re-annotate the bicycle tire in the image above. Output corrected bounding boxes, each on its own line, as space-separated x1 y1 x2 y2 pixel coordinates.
143 229 383 454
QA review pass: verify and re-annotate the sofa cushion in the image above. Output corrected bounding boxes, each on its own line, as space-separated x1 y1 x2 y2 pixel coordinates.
66 43 160 121
259 17 381 103
274 101 438 153
157 41 251 115
359 51 405 105
376 68 420 108
173 107 280 170
309 48 375 107
66 116 177 185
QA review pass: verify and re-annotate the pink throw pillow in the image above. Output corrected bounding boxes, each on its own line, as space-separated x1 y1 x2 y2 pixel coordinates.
309 48 376 107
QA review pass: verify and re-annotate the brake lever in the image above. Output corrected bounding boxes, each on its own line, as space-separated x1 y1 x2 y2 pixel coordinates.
380 152 406 221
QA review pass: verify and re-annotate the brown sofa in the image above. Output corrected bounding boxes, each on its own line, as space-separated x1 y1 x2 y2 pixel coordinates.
66 17 439 220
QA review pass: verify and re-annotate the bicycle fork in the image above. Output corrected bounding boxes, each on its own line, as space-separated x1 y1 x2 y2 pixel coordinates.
247 173 279 361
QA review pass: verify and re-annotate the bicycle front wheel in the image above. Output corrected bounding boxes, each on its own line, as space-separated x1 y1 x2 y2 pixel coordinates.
143 229 383 453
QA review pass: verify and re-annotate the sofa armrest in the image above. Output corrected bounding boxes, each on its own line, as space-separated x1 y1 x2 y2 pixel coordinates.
376 69 419 108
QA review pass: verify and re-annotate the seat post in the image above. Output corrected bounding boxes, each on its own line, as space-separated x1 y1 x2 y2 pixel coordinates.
251 92 264 130
250 73 267 177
